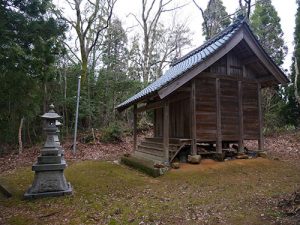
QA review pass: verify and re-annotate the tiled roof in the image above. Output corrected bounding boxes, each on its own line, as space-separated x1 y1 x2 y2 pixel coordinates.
116 19 244 110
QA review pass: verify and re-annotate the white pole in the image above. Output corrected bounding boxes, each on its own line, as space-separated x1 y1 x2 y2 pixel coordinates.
73 75 81 154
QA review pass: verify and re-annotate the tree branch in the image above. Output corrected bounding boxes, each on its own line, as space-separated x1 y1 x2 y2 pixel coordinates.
127 13 143 28
88 0 116 54
63 41 81 64
192 0 209 38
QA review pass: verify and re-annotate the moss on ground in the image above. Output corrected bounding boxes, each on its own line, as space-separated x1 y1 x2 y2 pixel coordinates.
0 158 299 225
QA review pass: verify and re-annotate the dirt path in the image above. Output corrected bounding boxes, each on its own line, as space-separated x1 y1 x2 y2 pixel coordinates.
170 158 273 172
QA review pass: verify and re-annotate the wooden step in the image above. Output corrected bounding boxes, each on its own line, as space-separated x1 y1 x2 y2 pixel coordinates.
144 137 163 143
137 144 179 156
137 145 164 157
140 141 163 149
140 141 179 151
144 137 186 145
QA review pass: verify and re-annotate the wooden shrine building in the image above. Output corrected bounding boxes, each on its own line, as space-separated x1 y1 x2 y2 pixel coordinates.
116 18 288 163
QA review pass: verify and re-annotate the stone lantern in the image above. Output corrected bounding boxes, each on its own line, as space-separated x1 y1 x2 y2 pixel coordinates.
24 104 72 198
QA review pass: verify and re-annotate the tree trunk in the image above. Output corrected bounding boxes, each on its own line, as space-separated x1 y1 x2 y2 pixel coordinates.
81 55 88 84
63 67 69 135
294 58 300 105
87 71 91 129
27 120 32 146
18 117 24 154
43 82 48 113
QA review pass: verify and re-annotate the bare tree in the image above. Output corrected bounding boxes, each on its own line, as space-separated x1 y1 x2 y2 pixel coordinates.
58 0 116 82
152 18 192 78
56 0 116 127
129 0 186 85
192 0 210 39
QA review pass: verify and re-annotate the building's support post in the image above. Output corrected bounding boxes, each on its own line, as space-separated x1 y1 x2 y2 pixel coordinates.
257 83 264 150
216 78 222 154
238 81 244 152
242 65 247 78
133 104 137 152
191 80 197 155
226 54 230 75
153 109 156 137
163 101 170 163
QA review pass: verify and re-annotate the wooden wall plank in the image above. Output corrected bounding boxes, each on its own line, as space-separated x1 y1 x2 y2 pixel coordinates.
216 78 222 153
243 82 259 137
195 77 217 141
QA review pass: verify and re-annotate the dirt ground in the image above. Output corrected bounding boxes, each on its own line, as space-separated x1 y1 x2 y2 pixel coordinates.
172 158 254 172
0 158 299 225
0 131 300 224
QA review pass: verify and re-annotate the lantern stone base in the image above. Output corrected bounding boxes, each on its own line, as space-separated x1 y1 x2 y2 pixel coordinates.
24 161 72 199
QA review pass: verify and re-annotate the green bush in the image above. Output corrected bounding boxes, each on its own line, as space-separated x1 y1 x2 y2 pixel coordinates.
137 115 153 132
100 123 122 143
263 124 296 136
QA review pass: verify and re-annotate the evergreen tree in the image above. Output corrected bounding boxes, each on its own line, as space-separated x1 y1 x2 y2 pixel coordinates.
0 0 66 146
250 0 287 66
128 35 142 81
249 0 290 132
201 0 231 40
281 0 300 127
96 18 141 126
295 0 300 60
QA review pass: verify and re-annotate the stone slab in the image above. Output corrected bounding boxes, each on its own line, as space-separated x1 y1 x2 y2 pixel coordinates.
41 149 60 156
0 183 12 198
32 162 66 171
37 156 62 164
24 183 72 199
188 155 201 164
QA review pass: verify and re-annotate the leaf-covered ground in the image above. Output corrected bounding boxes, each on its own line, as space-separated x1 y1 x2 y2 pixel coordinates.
0 158 300 225
0 131 300 224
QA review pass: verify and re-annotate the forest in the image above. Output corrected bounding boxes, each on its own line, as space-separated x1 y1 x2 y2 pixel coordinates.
0 0 299 151
1 1 300 224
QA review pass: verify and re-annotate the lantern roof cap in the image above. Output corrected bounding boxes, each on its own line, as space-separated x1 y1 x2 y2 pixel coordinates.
41 104 61 120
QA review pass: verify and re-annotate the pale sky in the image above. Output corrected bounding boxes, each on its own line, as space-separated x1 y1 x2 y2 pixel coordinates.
114 0 297 73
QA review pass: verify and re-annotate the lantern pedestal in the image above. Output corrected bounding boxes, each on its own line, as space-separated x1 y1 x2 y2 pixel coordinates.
24 166 72 198
24 104 72 199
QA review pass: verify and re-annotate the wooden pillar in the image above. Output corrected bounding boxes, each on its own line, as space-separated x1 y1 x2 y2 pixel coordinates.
238 81 244 152
163 101 169 163
133 104 137 152
216 78 222 153
226 54 230 75
242 65 247 78
191 80 197 155
257 83 264 150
